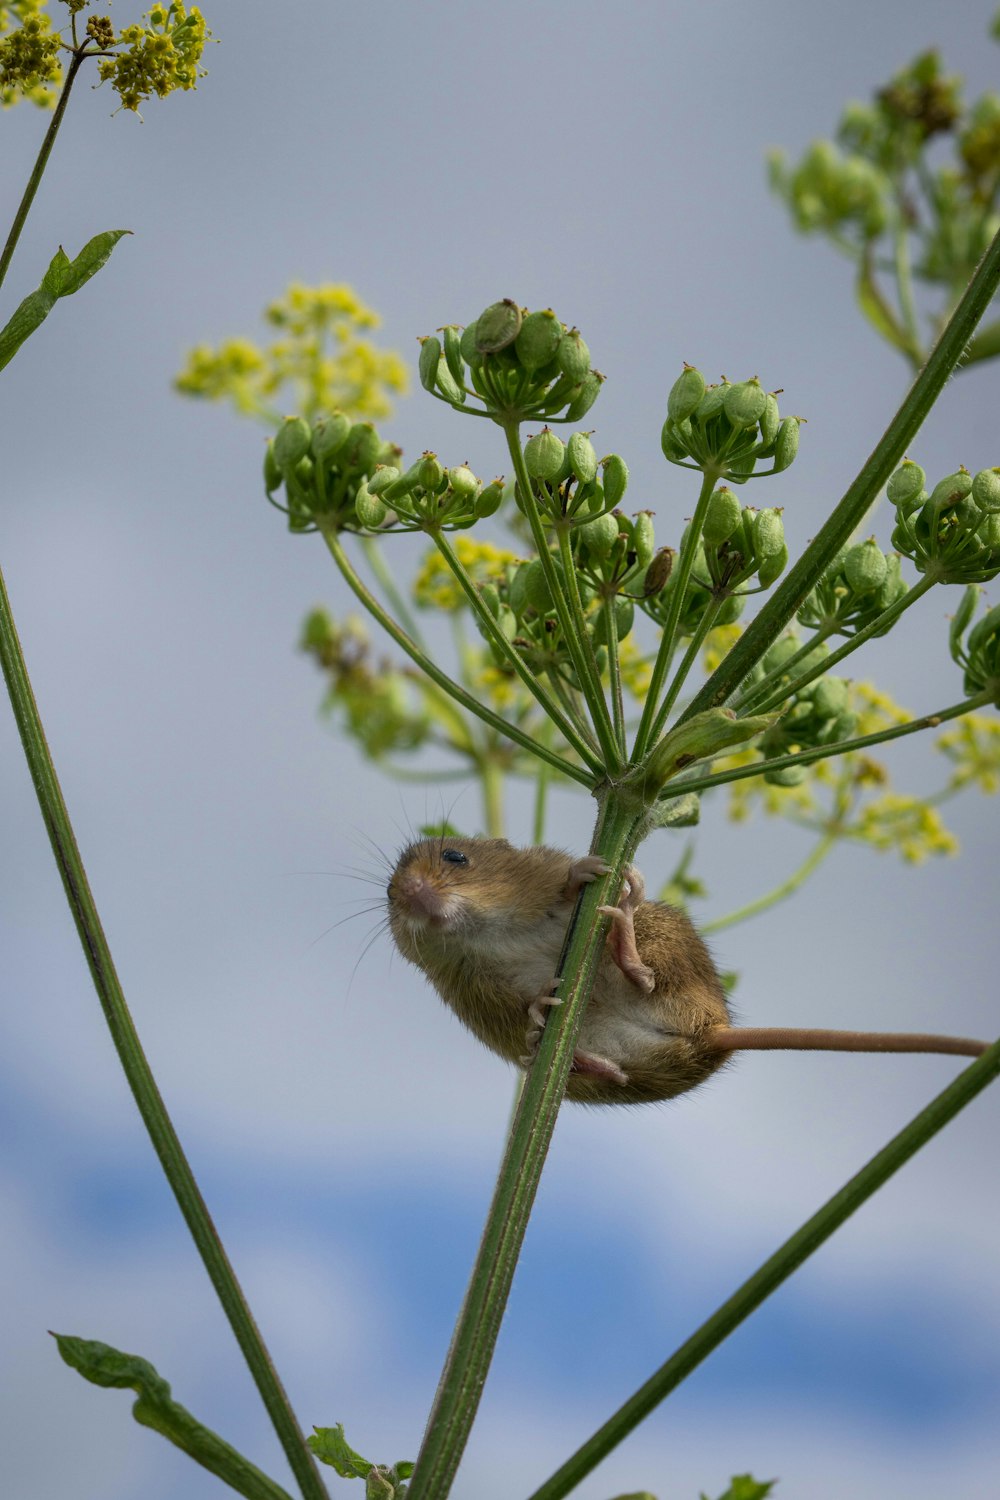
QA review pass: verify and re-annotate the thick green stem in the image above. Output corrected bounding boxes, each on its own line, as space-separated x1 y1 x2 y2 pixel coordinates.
701 830 838 935
527 1035 1000 1500
664 692 992 800
632 470 718 759
681 224 1000 721
405 791 646 1500
0 563 328 1500
431 530 601 769
0 54 86 293
319 523 594 785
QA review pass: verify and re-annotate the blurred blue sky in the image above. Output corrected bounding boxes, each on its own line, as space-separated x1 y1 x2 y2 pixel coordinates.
2 2 999 1498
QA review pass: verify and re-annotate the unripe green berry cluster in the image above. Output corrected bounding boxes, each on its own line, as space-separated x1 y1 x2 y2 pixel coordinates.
746 637 856 783
661 366 800 482
360 455 505 534
517 427 629 527
265 414 400 533
419 301 604 425
890 461 1000 583
949 587 1000 701
798 539 908 637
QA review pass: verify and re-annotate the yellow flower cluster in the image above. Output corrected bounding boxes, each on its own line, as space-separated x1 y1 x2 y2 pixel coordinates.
850 794 959 864
175 282 408 425
412 538 520 611
97 4 211 113
617 636 653 700
701 622 744 676
936 712 1000 793
468 659 526 713
0 1 61 108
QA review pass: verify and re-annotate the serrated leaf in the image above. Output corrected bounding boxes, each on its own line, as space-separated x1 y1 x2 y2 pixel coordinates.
0 230 130 373
53 1334 292 1500
308 1422 372 1478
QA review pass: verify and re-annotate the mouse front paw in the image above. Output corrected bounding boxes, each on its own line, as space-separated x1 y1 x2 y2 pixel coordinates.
520 986 563 1065
598 864 656 994
563 854 611 902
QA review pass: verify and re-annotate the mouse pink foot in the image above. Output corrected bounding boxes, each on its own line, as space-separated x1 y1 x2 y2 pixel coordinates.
563 854 611 902
570 1048 629 1085
520 986 562 1064
598 864 655 993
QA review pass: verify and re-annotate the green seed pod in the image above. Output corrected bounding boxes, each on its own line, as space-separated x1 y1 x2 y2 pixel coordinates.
558 328 591 382
763 633 801 673
459 321 482 366
293 455 314 490
811 674 849 718
418 335 442 393
524 427 566 481
567 431 598 485
765 762 808 787
876 553 907 612
274 415 312 470
594 596 634 645
367 464 401 496
757 542 788 589
844 538 888 594
666 365 706 422
381 460 424 502
441 325 465 385
715 593 746 627
435 356 466 405
522 558 557 613
752 506 785 560
972 467 1000 514
723 378 768 429
565 370 602 421
887 459 926 506
977 511 1000 551
263 441 282 494
311 411 351 463
478 582 501 619
490 606 518 664
929 469 974 510
355 481 387 529
447 464 479 503
632 510 655 566
475 479 505 517
949 585 979 660
578 511 621 559
758 392 781 448
771 416 800 473
345 422 382 473
643 547 674 596
415 453 443 492
508 563 533 616
694 383 726 421
515 308 564 371
703 487 743 547
377 440 403 468
475 299 522 353
602 453 629 507
660 420 691 463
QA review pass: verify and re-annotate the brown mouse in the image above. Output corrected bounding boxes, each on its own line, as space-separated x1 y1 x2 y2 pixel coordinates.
386 835 732 1105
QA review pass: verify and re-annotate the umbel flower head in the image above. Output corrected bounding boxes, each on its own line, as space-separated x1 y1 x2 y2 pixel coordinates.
0 1 61 107
97 3 212 112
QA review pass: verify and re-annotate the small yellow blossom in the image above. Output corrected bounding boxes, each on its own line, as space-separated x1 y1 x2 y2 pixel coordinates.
617 636 653 700
97 4 211 114
851 680 911 736
702 622 743 675
850 794 958 863
936 712 1000 793
412 538 520 611
0 2 61 108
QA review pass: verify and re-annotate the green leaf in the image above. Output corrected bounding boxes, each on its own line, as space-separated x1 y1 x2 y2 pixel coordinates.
703 1476 778 1500
0 230 130 373
308 1422 372 1478
855 252 920 363
52 1334 293 1500
418 820 465 839
394 1462 415 1479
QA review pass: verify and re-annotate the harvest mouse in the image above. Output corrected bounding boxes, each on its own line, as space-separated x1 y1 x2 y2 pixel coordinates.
386 835 732 1105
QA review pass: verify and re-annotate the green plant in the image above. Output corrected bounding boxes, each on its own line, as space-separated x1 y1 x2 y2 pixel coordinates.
2 5 998 1500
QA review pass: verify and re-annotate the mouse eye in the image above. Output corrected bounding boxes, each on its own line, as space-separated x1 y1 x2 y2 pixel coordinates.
441 848 469 865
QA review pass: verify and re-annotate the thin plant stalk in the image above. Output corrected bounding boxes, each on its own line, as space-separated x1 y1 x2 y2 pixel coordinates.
0 54 85 292
701 830 838 935
526 1036 1000 1500
647 592 726 744
0 564 328 1500
360 535 424 644
682 222 1000 721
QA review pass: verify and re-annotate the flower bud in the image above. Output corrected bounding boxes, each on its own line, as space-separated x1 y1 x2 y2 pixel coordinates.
565 370 602 420
929 469 973 510
602 453 629 507
973 467 1000 514
703 487 743 547
723 378 768 429
418 335 441 393
274 416 311 470
355 482 387 529
632 511 655 566
578 511 620 559
771 416 800 472
345 422 382 473
475 479 505 517
752 506 785 559
567 431 598 485
367 464 401 496
844 538 888 594
311 412 351 464
444 464 476 503
666 365 706 422
887 459 925 506
558 327 591 382
475 299 522 353
515 308 563 371
418 451 445 490
524 427 566 481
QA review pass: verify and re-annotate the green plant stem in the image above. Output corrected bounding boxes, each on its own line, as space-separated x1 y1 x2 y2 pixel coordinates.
0 563 328 1500
600 586 627 755
532 725 552 843
0 53 86 294
734 622 838 714
431 530 600 770
405 791 646 1500
318 523 593 785
647 592 726 745
555 520 621 760
701 830 838 935
893 216 922 359
750 574 937 717
359 535 424 644
480 753 505 838
663 691 992 800
503 424 621 770
632 470 718 760
527 1035 1000 1500
681 222 1000 722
